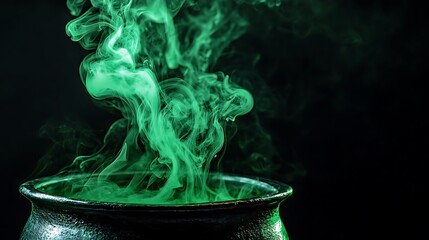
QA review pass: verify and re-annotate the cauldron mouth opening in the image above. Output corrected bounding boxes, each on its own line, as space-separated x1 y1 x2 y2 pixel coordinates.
20 172 292 210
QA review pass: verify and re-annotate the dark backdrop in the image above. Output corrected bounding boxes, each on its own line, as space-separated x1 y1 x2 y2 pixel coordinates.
1 0 427 239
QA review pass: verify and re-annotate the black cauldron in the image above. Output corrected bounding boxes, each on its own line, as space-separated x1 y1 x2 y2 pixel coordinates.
19 173 292 239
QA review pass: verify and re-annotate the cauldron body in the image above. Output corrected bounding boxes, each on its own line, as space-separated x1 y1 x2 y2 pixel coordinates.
20 174 292 239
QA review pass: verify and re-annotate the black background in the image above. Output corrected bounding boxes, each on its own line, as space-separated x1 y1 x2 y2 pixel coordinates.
1 0 428 239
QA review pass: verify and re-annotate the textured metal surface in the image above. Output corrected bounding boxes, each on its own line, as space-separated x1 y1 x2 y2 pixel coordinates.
20 174 292 240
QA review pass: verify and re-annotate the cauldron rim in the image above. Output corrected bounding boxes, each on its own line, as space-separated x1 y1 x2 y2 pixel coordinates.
19 172 292 212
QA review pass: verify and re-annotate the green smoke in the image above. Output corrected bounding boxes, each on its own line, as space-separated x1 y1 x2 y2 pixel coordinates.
62 0 279 204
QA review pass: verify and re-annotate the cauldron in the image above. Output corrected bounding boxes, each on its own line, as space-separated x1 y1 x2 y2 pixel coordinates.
19 173 292 239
